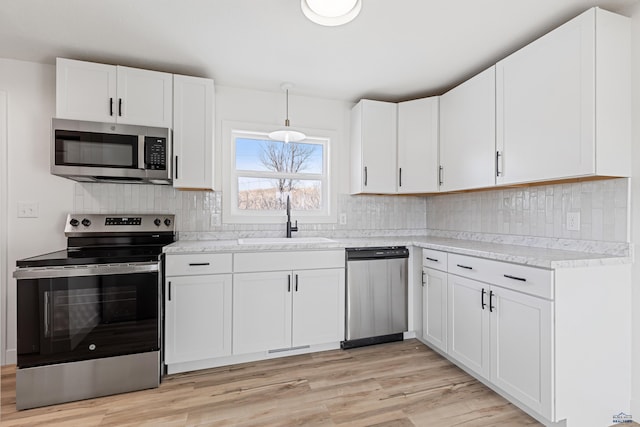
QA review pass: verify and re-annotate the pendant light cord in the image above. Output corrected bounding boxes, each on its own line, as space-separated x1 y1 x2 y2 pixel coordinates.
285 89 290 127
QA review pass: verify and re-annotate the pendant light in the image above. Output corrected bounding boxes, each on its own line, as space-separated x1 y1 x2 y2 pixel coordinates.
301 0 362 26
269 83 306 143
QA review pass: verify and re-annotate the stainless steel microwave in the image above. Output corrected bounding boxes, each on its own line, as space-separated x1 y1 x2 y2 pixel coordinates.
51 118 172 184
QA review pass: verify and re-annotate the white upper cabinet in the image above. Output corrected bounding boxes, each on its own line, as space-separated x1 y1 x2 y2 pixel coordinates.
56 59 116 123
397 97 439 193
439 66 496 192
56 58 173 128
172 74 215 190
496 8 631 185
116 66 173 127
350 100 397 194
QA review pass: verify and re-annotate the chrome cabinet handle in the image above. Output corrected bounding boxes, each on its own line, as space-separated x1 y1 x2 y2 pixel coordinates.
364 166 368 186
399 168 402 187
421 271 425 286
438 166 443 186
496 151 503 177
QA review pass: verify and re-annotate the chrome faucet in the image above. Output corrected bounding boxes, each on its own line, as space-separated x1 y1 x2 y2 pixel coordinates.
286 195 298 238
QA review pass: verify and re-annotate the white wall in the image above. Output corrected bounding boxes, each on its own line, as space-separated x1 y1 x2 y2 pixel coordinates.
626 1 640 419
0 59 75 363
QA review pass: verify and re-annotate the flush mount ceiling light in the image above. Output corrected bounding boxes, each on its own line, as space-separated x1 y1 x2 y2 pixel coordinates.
301 0 362 26
268 83 306 143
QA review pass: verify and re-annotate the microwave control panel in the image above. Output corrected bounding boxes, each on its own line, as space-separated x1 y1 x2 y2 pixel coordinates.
145 137 167 170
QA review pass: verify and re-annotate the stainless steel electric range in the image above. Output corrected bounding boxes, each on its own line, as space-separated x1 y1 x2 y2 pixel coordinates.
13 213 175 410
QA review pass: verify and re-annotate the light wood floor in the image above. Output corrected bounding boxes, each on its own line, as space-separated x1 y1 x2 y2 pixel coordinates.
1 339 543 426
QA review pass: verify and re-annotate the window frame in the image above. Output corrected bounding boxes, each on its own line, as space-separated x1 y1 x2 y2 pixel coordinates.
222 121 337 224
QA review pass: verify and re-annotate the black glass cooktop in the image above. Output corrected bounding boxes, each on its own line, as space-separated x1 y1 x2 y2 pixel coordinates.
16 246 165 268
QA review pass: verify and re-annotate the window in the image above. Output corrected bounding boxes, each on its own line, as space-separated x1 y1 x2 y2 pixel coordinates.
222 123 335 224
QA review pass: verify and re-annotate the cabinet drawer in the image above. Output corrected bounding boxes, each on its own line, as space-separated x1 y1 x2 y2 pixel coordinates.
166 253 232 276
448 253 553 299
422 249 447 271
234 250 344 273
491 262 554 299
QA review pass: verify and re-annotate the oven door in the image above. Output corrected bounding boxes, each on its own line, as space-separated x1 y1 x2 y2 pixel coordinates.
16 263 160 369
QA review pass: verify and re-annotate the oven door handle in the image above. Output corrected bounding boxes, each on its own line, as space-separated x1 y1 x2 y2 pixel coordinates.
43 291 50 338
13 262 159 279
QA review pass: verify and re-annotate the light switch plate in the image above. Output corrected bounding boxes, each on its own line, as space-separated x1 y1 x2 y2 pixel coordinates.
18 201 39 218
567 212 580 231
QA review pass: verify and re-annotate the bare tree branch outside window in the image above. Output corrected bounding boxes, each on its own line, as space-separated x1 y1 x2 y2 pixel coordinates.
236 138 323 211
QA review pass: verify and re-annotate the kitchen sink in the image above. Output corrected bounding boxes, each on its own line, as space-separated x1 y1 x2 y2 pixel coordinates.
237 237 336 245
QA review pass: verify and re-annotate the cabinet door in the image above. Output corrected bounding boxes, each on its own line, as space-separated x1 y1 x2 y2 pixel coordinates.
447 275 490 378
292 268 345 347
422 268 447 352
164 274 232 364
351 100 397 194
490 286 553 418
496 10 595 185
397 97 439 193
439 66 496 192
56 58 117 123
173 75 215 190
233 271 292 354
116 65 173 127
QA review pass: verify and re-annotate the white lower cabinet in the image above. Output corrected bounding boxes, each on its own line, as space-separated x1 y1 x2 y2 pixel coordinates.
489 286 552 417
233 268 345 354
233 271 292 354
422 267 448 353
447 275 552 417
164 274 233 364
446 253 553 419
447 275 490 377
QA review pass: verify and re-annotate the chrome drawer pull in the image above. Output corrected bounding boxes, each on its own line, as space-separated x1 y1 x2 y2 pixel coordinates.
504 274 526 282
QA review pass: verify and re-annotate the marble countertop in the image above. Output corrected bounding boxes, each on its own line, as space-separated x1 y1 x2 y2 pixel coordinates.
163 235 632 269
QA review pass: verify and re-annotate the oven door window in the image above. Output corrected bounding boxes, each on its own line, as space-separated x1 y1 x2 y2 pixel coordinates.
54 130 138 169
17 272 158 368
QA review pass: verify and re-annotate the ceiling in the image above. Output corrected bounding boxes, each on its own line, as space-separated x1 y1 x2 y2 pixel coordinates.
0 0 637 102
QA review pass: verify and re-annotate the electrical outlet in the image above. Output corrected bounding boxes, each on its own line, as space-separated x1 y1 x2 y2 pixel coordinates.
567 212 580 231
339 213 347 225
18 201 39 218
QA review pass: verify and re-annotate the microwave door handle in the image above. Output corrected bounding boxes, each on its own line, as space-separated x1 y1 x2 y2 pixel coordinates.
138 136 145 169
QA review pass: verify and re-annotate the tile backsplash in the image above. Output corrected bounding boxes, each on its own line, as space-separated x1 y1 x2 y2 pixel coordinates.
73 183 427 238
426 178 629 243
74 178 629 244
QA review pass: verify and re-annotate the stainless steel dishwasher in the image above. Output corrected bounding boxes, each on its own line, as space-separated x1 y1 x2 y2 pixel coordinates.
341 246 409 349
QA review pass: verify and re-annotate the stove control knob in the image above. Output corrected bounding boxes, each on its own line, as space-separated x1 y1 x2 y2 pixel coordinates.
69 218 79 227
164 218 172 227
154 218 161 227
81 218 91 227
